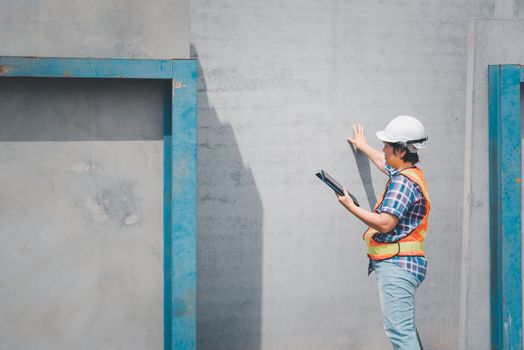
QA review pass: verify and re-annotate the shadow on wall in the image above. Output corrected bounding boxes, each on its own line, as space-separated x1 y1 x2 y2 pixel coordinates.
0 77 164 141
192 44 264 350
350 146 377 209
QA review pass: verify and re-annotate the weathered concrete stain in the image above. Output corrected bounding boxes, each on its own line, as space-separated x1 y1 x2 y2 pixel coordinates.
124 214 141 225
83 195 110 223
71 161 99 174
71 160 142 227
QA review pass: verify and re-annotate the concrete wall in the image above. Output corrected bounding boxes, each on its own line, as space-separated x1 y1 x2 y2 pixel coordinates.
461 18 524 350
2 1 521 349
0 0 189 59
0 1 188 349
192 1 492 349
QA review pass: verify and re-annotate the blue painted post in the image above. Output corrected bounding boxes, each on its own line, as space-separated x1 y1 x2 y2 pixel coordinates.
488 64 502 350
488 64 522 350
168 60 197 350
163 79 174 350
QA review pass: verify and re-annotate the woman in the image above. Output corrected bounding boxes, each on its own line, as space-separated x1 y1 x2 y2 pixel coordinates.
338 116 429 350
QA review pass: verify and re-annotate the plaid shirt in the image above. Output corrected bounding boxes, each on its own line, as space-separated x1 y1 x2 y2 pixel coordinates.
368 165 428 284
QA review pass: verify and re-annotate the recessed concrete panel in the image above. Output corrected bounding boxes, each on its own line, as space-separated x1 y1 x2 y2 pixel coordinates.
461 18 524 350
0 78 164 350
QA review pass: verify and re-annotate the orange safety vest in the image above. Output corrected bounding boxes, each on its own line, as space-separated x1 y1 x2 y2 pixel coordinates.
363 167 430 260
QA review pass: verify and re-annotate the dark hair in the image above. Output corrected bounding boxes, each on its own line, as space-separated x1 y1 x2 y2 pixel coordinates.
388 142 419 164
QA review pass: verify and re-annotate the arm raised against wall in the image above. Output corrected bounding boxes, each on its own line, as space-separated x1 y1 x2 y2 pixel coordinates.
347 123 387 175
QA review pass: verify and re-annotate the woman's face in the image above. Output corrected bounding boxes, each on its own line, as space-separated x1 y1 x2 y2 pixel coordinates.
382 142 404 169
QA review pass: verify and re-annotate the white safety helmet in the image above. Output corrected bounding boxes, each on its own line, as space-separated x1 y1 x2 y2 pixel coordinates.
376 115 428 153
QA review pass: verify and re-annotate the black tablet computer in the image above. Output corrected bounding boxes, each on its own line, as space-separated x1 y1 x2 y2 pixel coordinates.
316 170 360 207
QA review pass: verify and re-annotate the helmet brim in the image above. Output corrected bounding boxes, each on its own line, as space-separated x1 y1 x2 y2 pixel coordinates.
376 130 398 143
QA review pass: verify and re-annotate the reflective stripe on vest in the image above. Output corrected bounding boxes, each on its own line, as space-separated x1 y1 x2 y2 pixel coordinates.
363 167 430 260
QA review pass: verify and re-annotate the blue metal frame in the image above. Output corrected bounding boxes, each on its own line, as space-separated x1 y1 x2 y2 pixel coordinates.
488 64 523 350
0 56 197 350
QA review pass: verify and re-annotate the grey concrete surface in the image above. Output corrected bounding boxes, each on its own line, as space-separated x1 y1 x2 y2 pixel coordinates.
518 0 524 17
0 79 165 349
192 1 493 349
495 0 524 17
495 0 518 17
0 0 189 59
461 18 524 350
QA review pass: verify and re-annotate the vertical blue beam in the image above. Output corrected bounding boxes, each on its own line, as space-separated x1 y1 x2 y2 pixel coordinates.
489 65 522 350
500 65 522 349
169 60 197 350
163 79 174 350
489 64 503 350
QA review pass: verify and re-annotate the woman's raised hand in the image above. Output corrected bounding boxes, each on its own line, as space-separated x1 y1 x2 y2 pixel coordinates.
347 123 368 151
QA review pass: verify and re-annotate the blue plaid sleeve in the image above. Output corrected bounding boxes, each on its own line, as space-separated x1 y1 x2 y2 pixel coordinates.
379 175 416 219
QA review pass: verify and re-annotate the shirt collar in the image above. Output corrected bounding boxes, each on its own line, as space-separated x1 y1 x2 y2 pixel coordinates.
386 165 416 177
